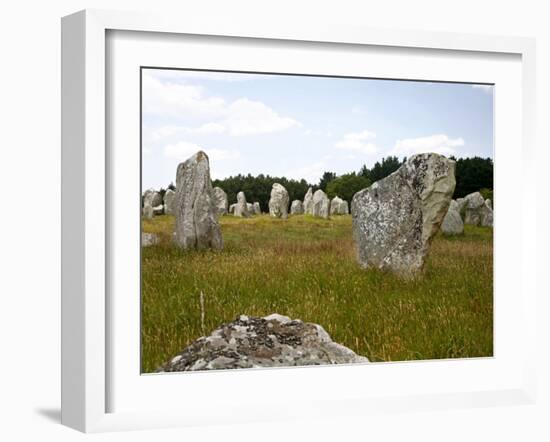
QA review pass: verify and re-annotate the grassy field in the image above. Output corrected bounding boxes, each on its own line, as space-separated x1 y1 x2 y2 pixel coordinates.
141 214 493 373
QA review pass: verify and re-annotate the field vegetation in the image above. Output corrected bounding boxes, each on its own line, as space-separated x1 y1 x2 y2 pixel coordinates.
141 214 493 373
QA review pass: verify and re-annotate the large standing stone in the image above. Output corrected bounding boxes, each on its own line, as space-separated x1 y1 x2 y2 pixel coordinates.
269 183 289 219
312 189 330 219
253 202 261 215
441 200 464 235
143 189 162 208
212 187 228 216
290 200 304 215
351 153 456 276
174 151 223 250
463 192 493 227
303 187 314 215
163 189 175 215
330 196 344 216
158 314 369 372
234 191 250 218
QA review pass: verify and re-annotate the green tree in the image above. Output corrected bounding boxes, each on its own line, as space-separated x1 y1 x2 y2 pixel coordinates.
326 173 371 204
361 156 403 183
318 171 336 192
453 156 493 198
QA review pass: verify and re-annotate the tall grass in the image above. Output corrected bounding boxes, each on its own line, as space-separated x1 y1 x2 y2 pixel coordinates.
141 214 493 372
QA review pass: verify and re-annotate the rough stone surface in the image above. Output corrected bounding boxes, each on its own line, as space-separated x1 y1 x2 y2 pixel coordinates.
163 189 175 215
330 196 344 216
212 187 228 216
303 187 314 215
234 191 250 217
253 202 261 215
485 199 492 210
340 200 349 215
290 200 304 215
464 192 493 227
269 183 289 219
351 153 456 276
174 151 223 250
441 200 464 235
158 314 369 372
312 189 330 219
143 189 162 208
142 232 159 247
142 205 153 219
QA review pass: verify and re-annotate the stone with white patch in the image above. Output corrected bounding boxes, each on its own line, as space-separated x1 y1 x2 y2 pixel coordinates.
269 183 290 219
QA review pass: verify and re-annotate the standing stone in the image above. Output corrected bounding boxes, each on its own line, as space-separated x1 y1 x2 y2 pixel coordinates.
229 203 236 214
485 199 492 210
330 196 344 216
441 200 464 235
253 202 261 215
211 187 228 216
312 189 330 219
463 192 492 226
142 204 153 219
164 189 175 215
234 191 250 218
351 153 456 277
152 204 164 216
481 199 493 227
339 200 349 215
143 189 162 208
174 151 223 250
247 202 255 216
290 200 304 215
303 187 314 215
269 183 289 219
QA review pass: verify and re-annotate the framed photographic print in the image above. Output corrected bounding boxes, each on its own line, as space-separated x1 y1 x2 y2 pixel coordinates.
61 9 537 432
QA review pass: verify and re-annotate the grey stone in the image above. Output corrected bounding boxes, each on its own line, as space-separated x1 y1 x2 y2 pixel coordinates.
174 151 223 250
290 200 304 215
142 205 153 219
234 191 250 217
312 189 330 219
143 189 162 208
142 232 160 247
158 314 369 372
212 187 228 216
163 189 175 215
351 153 456 277
269 183 289 219
253 202 261 215
303 187 314 215
152 204 164 216
464 192 493 227
340 200 349 215
485 199 492 210
330 196 344 216
229 203 236 214
441 201 464 235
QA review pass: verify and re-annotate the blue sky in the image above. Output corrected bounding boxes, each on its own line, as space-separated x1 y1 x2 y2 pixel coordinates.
142 68 493 189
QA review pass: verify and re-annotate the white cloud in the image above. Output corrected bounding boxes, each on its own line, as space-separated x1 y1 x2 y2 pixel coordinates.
472 84 493 93
335 130 379 154
163 141 240 162
286 161 328 184
390 134 464 157
142 72 300 136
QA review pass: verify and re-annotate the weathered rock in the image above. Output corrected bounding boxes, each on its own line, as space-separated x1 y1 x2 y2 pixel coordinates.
174 151 223 250
142 205 153 219
340 200 349 215
152 204 164 216
290 200 304 215
212 187 228 216
253 202 261 215
234 191 250 217
312 189 330 219
158 314 369 372
229 203 236 214
143 189 162 208
303 187 314 215
163 189 175 215
269 183 289 219
141 232 159 247
351 153 456 276
441 200 464 235
463 192 493 226
247 202 255 215
330 196 344 216
485 199 492 210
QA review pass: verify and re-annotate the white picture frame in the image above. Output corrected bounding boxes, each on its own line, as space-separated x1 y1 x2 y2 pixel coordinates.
61 9 537 433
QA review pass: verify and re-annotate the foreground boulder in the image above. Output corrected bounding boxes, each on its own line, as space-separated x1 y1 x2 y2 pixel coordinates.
441 200 464 235
312 189 330 219
269 183 289 218
234 191 250 217
158 314 369 372
212 187 228 216
351 153 456 276
174 151 223 250
163 189 175 215
290 200 304 215
303 187 314 215
464 192 493 227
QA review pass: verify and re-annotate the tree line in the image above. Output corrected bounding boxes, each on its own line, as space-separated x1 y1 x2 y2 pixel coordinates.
157 155 493 211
